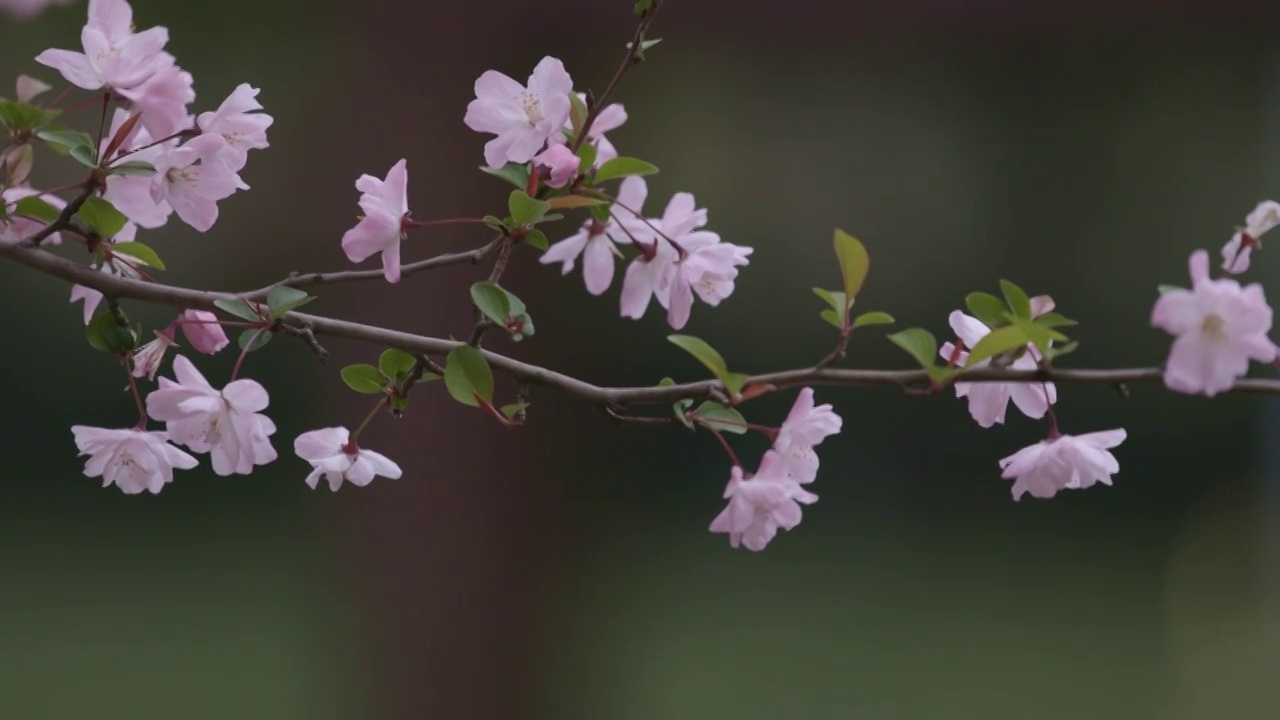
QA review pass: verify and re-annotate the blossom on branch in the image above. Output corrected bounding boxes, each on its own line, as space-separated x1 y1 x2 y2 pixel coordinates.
341 158 410 283
36 0 170 92
71 425 198 495
293 427 402 491
939 305 1058 428
541 175 651 295
1221 200 1280 274
772 387 843 483
710 452 818 551
115 55 195 139
102 109 177 228
1151 249 1278 396
999 429 1126 501
130 324 178 381
69 222 142 323
2 188 66 245
550 95 627 166
151 134 246 232
197 83 272 172
464 57 573 169
532 144 579 189
145 355 278 476
177 309 229 355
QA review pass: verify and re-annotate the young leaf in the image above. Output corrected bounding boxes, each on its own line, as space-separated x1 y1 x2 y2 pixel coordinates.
820 309 843 329
964 325 1030 367
508 190 550 227
0 100 60 131
76 197 127 239
833 229 870 300
1045 340 1080 360
69 144 97 168
634 0 653 14
812 287 848 314
668 334 728 377
888 328 938 369
341 364 386 394
594 157 659 183
480 163 531 188
1010 317 1068 354
266 286 314 318
852 311 895 328
444 345 494 407
14 196 59 223
213 298 263 322
238 329 273 352
108 161 156 177
547 195 608 210
35 128 93 155
111 241 165 270
86 312 137 354
1034 312 1077 329
523 228 549 252
964 292 1008 328
576 142 597 173
379 349 417 383
693 401 748 435
500 402 529 421
720 372 749 399
662 376 696 429
999 279 1032 320
568 92 589 136
470 282 512 325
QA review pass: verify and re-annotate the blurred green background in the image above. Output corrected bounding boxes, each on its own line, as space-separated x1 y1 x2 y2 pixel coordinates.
4 0 1280 718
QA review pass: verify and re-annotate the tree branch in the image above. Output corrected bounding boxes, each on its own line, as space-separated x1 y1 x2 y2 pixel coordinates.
5 238 1280 411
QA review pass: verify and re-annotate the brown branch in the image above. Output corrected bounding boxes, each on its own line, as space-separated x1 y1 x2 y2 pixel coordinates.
570 0 663 154
21 181 96 247
5 238 1280 409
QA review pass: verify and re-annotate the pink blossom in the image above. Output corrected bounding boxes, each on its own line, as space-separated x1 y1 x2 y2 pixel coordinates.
1221 200 1280 274
550 95 627 166
709 451 818 551
101 109 175 228
177 308 228 354
197 83 272 172
464 57 574 169
36 0 170 91
939 310 1057 428
130 325 177 381
771 388 843 484
2 188 66 245
341 158 409 283
151 134 245 232
0 0 74 20
69 222 141 323
999 429 1126 501
645 192 752 330
293 427 402 491
116 55 194 139
145 355 277 476
16 75 53 102
1152 249 1278 396
542 175 651 295
532 143 578 188
71 425 198 495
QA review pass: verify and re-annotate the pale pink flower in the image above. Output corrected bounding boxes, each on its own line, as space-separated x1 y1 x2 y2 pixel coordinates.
939 310 1057 428
69 222 140 322
36 0 170 91
709 451 818 551
151 134 245 232
16 75 53 102
71 425 198 495
145 355 277 476
1221 200 1280 274
293 427 402 491
102 109 175 229
464 56 574 169
1152 249 1278 396
116 55 194 139
645 192 752 330
177 308 228 354
771 388 843 484
550 95 627 166
0 0 74 20
999 429 1126 501
130 324 177 381
532 143 578 188
341 158 409 283
197 83 272 172
2 188 66 245
542 175 651 295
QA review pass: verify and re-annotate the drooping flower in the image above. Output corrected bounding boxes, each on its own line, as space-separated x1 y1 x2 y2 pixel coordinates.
1221 200 1280 274
197 83 272 172
36 0 170 92
71 425 198 495
130 324 178 380
771 388 843 484
1151 249 1278 396
341 158 410 283
999 429 1127 501
464 56 574 169
1 0 74 20
939 309 1057 428
532 143 578 188
176 308 228 354
709 451 818 551
150 134 245 232
2 188 66 245
542 175 651 295
293 427 402 491
145 355 277 475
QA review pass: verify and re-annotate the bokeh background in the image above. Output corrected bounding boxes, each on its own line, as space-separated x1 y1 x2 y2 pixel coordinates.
5 0 1280 717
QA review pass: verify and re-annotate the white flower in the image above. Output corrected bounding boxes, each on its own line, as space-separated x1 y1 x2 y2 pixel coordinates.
293 427 402 491
71 425 198 494
999 429 1127 501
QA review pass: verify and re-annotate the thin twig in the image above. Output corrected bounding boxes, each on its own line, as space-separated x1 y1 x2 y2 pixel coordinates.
571 0 663 154
21 182 95 247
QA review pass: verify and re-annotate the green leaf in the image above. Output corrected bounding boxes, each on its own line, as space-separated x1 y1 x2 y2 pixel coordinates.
480 163 531 189
111 241 165 270
668 334 728 377
720 372 749 399
1034 312 1077 329
213 298 263 322
76 197 127 239
819 309 842 329
379 349 417 384
1157 284 1185 295
812 287 848 314
626 37 663 53
1010 317 1068 354
964 292 1008 328
390 396 410 414
852 311 895 328
508 190 550 227
470 282 511 325
888 328 938 370
14 195 59 223
693 401 748 434
568 92 589 136
523 228 549 251
482 214 507 232
238 329 273 352
634 0 653 15
588 204 611 224
594 157 659 183
444 345 494 407
86 312 137 354
35 128 92 157
833 229 870 300
108 160 156 177
662 377 695 429
927 365 962 384
964 324 1031 367
1000 279 1032 320
510 312 535 341
265 286 314 318
0 100 59 131
69 144 97 168
1045 340 1079 360
547 194 608 210
576 141 597 173
500 402 528 421
341 364 385 394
